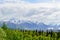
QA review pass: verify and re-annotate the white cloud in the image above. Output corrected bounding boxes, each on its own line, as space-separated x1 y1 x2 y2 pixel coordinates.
0 0 60 25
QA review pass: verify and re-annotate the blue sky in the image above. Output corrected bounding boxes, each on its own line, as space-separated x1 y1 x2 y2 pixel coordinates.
22 0 52 3
0 0 59 3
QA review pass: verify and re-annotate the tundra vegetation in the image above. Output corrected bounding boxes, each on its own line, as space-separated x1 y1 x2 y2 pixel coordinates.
0 22 60 40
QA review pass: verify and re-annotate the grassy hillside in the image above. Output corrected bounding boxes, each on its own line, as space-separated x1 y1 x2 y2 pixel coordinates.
0 23 60 40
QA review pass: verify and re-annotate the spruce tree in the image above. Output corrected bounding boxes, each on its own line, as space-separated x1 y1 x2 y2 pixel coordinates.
1 22 8 30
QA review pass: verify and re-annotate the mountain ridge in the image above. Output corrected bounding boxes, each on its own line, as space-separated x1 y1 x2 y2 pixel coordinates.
0 18 60 31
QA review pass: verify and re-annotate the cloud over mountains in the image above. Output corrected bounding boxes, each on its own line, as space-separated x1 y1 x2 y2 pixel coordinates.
0 0 60 25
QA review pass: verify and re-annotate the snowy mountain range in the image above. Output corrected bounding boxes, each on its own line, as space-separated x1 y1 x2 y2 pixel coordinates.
0 17 60 31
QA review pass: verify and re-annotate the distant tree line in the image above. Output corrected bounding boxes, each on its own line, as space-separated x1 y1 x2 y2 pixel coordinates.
0 22 60 40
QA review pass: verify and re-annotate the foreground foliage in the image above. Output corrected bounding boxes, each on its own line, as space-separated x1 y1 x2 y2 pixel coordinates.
0 23 60 40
